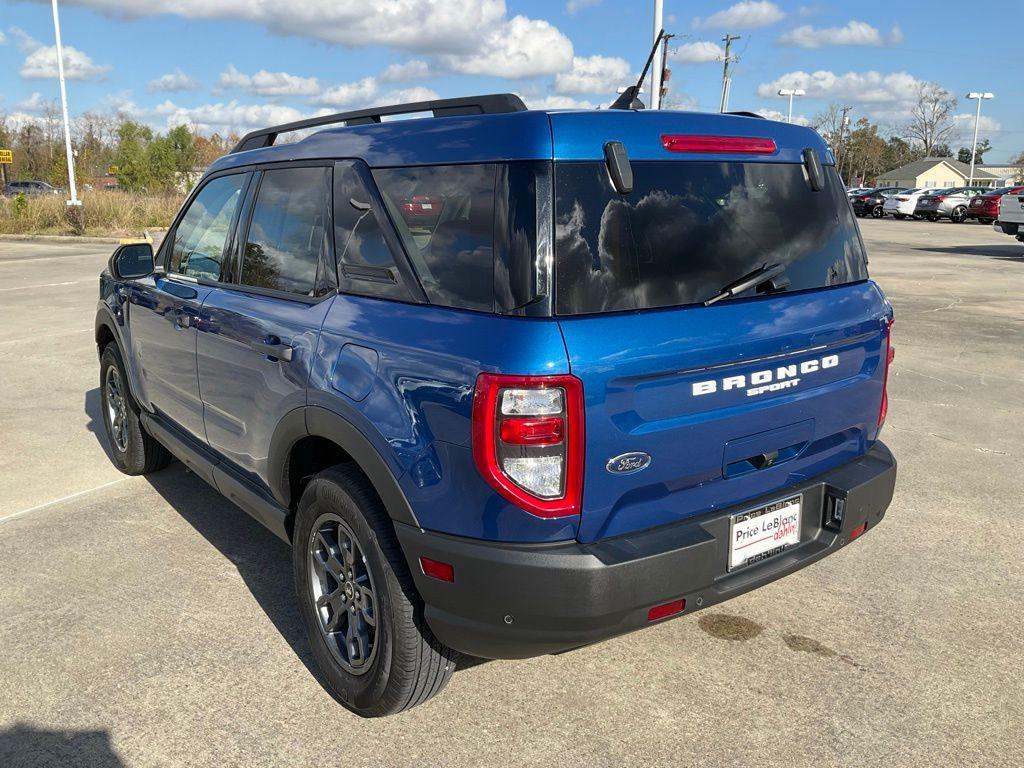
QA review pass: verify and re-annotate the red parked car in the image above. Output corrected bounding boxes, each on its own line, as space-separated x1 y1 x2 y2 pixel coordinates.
965 185 1024 224
399 194 443 226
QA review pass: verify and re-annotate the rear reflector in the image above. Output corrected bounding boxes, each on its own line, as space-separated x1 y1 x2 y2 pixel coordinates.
878 320 895 426
647 599 686 622
661 134 776 155
500 416 564 446
419 557 454 583
849 522 868 541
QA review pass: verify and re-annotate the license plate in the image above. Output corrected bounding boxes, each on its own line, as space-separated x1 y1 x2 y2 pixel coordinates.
728 495 802 571
421 203 433 210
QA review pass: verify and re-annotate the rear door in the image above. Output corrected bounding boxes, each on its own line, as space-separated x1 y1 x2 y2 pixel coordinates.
197 164 335 489
551 147 890 543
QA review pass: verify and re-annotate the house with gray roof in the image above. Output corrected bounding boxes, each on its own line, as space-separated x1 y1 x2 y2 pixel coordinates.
876 157 1009 189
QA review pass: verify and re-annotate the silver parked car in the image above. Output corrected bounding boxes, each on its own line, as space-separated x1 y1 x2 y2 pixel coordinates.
913 187 989 223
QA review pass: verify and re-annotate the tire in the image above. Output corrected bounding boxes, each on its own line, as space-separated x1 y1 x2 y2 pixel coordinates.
293 465 456 717
979 218 993 225
927 214 938 222
895 214 907 220
950 206 967 223
100 342 172 475
871 205 884 218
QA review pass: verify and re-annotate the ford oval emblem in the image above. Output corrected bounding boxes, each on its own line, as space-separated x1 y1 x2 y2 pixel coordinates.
606 451 652 475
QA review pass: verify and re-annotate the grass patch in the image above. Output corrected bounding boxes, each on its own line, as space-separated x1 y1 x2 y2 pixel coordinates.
0 191 183 237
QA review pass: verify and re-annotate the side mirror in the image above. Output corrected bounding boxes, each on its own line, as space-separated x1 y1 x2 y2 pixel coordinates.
109 242 155 280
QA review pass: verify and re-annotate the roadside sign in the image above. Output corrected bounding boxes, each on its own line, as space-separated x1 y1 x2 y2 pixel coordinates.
108 165 119 175
0 150 12 164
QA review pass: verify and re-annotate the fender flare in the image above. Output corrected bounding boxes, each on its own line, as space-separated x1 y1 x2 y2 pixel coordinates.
267 405 419 529
95 305 146 409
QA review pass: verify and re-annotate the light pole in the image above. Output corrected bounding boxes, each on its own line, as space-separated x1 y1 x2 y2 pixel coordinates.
965 92 993 186
50 0 80 207
777 88 805 123
651 0 664 109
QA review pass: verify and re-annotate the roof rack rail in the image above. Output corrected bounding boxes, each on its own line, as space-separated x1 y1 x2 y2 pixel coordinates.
726 111 767 119
231 93 528 154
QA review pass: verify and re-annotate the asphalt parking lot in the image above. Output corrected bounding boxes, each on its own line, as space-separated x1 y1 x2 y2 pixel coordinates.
1 219 1022 767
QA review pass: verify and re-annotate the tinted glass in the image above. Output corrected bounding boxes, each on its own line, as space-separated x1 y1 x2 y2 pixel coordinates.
170 174 246 281
373 164 496 312
555 161 868 315
241 166 333 297
334 162 411 301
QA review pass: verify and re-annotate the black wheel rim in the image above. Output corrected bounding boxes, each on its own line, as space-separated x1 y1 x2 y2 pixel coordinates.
308 513 378 675
104 365 129 453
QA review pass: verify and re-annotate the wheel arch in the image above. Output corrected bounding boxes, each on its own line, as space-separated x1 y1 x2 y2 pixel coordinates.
269 406 419 540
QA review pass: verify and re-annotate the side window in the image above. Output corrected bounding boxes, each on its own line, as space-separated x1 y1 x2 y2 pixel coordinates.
334 162 412 302
170 174 246 281
240 166 334 297
373 164 496 312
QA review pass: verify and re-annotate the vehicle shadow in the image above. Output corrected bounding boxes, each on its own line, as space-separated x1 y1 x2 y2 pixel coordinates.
84 392 487 694
84 387 115 463
914 243 1024 261
0 724 125 768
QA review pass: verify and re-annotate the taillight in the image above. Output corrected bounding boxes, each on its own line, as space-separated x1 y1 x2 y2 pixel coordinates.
858 195 870 202
934 195 946 202
472 373 584 518
661 134 776 154
895 197 908 202
878 320 895 427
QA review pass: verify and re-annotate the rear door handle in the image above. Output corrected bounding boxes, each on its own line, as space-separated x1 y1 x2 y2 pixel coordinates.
250 339 293 362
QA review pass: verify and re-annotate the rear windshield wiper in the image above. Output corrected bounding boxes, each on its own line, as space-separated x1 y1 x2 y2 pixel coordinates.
703 262 788 306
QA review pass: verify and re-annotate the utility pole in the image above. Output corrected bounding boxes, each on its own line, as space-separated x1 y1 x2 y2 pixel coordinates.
718 34 741 113
50 0 80 207
836 105 852 184
658 33 674 107
651 0 664 110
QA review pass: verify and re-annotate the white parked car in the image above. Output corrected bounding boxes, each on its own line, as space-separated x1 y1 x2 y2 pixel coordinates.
994 189 1024 241
882 187 950 219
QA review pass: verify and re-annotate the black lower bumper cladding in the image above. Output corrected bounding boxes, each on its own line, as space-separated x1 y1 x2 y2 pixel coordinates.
396 443 896 659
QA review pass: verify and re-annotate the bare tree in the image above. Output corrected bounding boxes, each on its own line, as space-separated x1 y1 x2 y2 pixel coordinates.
906 83 958 156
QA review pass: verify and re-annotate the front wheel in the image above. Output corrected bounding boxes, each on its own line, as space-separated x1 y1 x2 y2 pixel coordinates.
871 205 884 218
100 343 172 475
927 214 938 222
950 206 967 223
293 465 457 717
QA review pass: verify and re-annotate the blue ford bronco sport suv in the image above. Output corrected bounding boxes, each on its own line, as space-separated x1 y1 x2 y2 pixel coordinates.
96 93 896 717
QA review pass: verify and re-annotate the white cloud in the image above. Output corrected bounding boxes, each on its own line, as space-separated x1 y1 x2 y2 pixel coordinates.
148 69 200 93
218 64 320 98
757 70 923 103
438 15 573 78
954 113 1002 140
42 0 570 79
554 55 631 95
671 41 724 63
154 99 306 134
378 86 441 106
778 20 903 48
16 92 51 113
755 108 810 126
20 44 110 80
312 77 379 108
566 0 601 14
379 60 431 82
526 95 598 110
0 30 6 45
693 1 784 30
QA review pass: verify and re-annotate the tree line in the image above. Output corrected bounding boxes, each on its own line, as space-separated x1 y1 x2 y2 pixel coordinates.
0 102 238 194
813 82 1021 186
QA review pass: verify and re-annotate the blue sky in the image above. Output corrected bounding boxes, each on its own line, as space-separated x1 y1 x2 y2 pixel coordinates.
1 0 1021 162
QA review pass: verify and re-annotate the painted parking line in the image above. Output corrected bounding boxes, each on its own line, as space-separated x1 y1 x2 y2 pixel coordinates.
0 477 130 526
0 280 91 292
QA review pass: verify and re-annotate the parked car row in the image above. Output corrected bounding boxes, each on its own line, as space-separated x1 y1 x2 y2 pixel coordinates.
848 184 1019 223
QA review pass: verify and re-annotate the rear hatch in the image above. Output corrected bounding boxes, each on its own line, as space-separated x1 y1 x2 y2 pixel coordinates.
549 111 891 543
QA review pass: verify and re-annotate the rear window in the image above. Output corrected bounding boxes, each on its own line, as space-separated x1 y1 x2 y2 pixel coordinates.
554 161 868 315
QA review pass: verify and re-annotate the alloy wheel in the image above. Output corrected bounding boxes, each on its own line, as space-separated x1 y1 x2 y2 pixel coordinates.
307 513 379 675
104 365 129 453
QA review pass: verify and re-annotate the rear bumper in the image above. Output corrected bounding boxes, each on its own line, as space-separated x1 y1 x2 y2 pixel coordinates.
995 220 1020 235
397 443 897 659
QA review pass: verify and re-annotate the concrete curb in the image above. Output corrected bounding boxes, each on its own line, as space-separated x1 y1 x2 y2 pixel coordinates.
0 230 167 245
